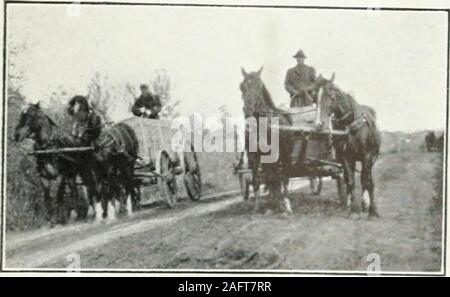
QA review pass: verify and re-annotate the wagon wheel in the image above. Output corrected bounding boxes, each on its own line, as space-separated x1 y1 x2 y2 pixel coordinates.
336 175 347 206
159 153 177 207
309 176 323 195
184 151 202 201
239 172 251 200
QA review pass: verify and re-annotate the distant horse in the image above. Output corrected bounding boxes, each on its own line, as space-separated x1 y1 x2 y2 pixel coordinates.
425 131 436 152
239 67 296 213
436 133 444 152
316 74 381 218
14 103 93 225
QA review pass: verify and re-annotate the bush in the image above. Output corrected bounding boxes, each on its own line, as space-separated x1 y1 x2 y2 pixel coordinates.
6 89 48 231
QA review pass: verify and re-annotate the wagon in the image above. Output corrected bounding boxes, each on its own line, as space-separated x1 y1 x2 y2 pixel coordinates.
31 117 202 208
121 117 201 207
235 104 347 204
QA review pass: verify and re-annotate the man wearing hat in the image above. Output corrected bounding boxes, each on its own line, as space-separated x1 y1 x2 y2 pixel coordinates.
132 84 162 119
284 49 317 107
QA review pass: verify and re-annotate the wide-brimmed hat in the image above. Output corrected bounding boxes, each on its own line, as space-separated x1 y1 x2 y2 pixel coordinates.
293 49 306 59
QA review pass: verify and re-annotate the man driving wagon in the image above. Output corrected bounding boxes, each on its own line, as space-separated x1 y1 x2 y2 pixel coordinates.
284 49 318 108
132 84 162 119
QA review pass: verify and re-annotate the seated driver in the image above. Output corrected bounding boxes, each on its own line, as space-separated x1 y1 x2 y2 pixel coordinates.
132 84 162 119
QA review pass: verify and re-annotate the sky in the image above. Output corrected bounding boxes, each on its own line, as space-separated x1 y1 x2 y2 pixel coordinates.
6 3 448 131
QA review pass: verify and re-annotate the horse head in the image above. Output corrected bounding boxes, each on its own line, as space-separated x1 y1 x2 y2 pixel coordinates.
15 102 56 142
68 95 90 121
239 66 265 117
316 73 353 125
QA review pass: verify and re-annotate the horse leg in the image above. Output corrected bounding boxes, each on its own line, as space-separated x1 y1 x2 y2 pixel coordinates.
117 172 129 216
252 167 261 213
75 175 90 221
360 158 370 212
282 175 292 214
360 167 368 212
80 168 97 219
67 175 84 221
40 177 54 225
345 159 361 217
125 163 137 215
101 180 110 219
55 176 68 225
93 180 104 222
281 145 292 214
363 157 379 218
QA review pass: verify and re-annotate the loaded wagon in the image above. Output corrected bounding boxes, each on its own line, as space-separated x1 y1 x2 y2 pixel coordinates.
235 104 347 203
121 117 201 207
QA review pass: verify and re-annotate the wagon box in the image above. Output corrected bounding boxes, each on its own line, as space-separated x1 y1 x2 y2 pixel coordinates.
116 117 202 207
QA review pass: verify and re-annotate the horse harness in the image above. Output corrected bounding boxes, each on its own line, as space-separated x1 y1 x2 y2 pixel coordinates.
95 124 140 160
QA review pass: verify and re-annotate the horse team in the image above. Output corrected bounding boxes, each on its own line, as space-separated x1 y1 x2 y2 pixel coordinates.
14 67 381 227
239 68 381 218
14 96 139 226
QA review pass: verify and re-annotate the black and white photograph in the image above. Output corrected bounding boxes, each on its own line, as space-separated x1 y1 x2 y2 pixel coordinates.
0 0 448 278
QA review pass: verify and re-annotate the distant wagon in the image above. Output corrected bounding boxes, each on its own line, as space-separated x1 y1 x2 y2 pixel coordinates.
425 131 444 153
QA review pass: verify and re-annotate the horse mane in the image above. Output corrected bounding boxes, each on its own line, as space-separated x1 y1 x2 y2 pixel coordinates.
261 85 279 111
332 85 363 117
261 84 293 125
330 83 378 137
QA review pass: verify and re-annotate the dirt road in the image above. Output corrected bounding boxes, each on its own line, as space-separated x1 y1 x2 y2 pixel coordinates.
4 152 443 273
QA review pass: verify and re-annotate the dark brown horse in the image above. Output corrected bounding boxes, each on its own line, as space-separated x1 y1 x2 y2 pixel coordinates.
239 67 295 213
316 75 381 218
92 123 140 218
14 103 94 225
67 95 138 219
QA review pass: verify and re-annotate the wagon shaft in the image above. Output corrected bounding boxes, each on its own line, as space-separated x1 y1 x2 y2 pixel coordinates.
30 146 94 155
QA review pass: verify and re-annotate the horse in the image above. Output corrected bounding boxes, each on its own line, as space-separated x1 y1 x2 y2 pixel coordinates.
14 103 93 225
92 122 140 218
68 95 139 219
239 66 297 214
316 74 381 218
425 131 436 152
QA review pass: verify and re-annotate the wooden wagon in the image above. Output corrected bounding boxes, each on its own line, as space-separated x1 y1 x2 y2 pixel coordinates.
235 104 347 203
121 117 201 207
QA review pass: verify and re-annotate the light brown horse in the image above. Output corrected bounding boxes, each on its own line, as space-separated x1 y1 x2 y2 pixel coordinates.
316 74 381 218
